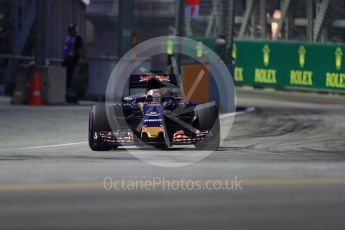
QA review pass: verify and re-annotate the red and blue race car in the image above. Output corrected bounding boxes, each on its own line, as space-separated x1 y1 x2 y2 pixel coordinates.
88 73 220 151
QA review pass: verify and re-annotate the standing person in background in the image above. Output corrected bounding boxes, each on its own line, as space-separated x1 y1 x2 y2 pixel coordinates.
62 24 83 102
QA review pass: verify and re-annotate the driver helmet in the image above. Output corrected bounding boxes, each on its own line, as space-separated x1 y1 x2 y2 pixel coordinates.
146 89 162 103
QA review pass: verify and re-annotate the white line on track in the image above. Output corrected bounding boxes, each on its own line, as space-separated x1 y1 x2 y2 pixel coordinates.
0 142 87 152
220 107 256 119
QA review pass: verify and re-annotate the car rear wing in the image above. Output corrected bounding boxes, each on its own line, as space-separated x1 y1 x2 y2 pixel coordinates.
129 74 179 89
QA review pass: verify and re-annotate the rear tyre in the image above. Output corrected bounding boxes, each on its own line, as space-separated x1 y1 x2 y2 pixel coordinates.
194 104 220 150
88 104 115 151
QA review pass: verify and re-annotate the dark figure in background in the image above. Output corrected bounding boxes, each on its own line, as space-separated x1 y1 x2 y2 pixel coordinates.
62 24 83 102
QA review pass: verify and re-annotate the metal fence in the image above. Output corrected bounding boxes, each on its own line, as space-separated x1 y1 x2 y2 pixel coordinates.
187 0 345 43
185 0 231 39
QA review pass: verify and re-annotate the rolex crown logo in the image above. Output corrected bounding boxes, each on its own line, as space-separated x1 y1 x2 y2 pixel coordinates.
298 46 306 68
232 43 237 60
263 44 270 66
196 41 205 58
335 47 343 71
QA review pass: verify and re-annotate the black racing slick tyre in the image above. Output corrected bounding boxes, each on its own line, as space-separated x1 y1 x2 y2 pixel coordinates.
194 104 220 150
88 104 114 151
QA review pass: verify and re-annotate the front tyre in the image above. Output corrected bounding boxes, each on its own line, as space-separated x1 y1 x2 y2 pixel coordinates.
88 104 114 151
194 104 220 150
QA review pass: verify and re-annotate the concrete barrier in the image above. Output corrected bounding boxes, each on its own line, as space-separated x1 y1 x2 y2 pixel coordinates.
11 64 33 104
88 57 151 100
38 66 66 105
88 57 118 100
11 65 66 105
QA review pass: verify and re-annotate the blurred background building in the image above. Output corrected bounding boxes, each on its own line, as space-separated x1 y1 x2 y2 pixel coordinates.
0 0 345 97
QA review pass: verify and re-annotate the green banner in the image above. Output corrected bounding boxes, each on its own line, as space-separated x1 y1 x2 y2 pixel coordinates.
233 40 345 91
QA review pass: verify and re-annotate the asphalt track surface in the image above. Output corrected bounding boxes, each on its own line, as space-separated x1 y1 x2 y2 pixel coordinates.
0 89 345 229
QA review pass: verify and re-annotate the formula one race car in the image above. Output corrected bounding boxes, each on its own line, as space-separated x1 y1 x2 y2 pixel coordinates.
88 72 220 151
